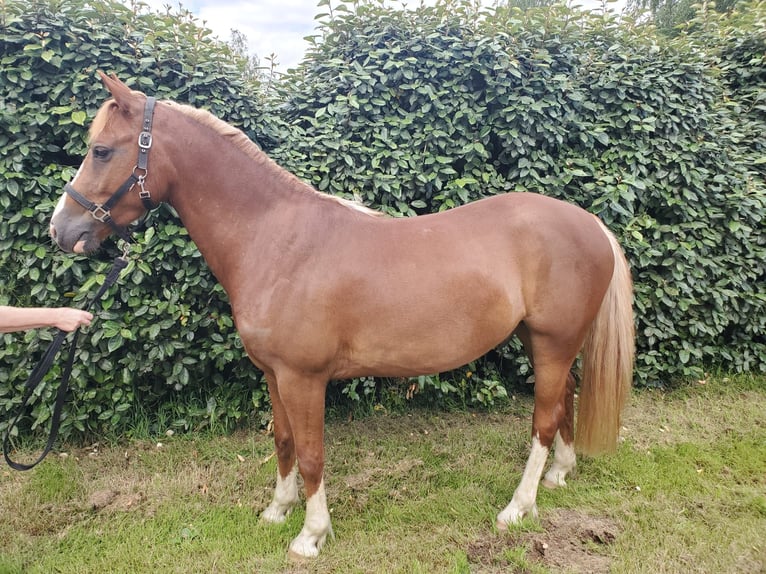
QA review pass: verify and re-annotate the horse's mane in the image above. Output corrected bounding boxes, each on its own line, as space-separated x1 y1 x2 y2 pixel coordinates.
163 100 382 217
163 100 258 159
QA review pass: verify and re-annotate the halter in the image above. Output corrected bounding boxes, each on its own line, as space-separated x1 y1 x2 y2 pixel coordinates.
64 96 158 245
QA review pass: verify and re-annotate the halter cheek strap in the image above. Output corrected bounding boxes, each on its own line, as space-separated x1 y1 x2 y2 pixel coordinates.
137 96 155 173
65 96 158 243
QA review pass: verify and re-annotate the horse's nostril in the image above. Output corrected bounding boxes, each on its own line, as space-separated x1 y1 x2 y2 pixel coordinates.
49 223 57 239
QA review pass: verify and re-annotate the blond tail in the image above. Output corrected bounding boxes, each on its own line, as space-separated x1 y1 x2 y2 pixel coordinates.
575 222 635 456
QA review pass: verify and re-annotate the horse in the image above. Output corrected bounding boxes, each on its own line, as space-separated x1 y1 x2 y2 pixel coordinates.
49 73 635 558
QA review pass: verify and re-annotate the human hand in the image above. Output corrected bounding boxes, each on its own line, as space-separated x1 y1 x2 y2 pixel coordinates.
54 308 94 332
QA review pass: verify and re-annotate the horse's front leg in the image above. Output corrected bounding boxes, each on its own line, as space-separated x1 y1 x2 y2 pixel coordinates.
261 374 300 523
278 372 333 559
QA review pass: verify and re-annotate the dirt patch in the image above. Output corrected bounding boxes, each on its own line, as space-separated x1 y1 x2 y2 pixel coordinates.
343 455 423 490
87 489 146 513
338 451 424 508
467 510 619 573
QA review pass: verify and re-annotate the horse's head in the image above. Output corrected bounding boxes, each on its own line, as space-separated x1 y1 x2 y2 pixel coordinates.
50 72 164 254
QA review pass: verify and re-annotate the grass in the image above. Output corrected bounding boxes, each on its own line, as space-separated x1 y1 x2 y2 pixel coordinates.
1 373 764 573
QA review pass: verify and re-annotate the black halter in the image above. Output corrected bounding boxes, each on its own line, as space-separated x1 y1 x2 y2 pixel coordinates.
64 96 158 244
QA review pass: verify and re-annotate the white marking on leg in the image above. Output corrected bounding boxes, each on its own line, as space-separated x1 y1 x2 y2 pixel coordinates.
288 479 333 559
543 432 576 489
497 434 549 529
261 466 299 523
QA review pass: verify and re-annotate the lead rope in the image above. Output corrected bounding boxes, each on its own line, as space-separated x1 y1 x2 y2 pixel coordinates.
3 252 130 471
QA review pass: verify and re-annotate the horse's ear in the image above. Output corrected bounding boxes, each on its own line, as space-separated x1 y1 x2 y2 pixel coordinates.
97 71 139 113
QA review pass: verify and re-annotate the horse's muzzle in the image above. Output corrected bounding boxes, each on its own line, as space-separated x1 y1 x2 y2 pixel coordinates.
50 211 100 254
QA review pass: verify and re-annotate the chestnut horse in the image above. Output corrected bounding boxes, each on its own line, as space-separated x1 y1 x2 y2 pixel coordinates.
50 73 634 558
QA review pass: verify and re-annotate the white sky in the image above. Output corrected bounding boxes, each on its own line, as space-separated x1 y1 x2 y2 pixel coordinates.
134 0 339 71
133 0 626 72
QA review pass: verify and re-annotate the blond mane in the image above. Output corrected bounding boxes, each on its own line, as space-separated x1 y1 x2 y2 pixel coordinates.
163 101 382 217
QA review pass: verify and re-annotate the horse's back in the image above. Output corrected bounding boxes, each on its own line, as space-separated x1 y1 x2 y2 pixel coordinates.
364 192 613 287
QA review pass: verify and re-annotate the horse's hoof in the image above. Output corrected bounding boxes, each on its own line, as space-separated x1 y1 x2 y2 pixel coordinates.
496 511 521 531
288 543 320 560
261 506 289 524
288 548 314 561
288 530 325 559
496 503 538 531
542 478 560 490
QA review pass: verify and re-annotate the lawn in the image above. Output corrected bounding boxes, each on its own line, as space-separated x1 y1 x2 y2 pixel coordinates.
1 373 764 573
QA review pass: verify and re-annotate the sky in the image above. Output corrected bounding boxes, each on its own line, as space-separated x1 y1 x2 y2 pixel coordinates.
134 0 344 71
133 0 627 73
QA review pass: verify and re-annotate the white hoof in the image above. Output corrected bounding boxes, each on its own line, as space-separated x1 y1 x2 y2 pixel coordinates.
496 502 538 530
288 528 327 559
542 469 567 489
286 479 333 558
261 501 293 524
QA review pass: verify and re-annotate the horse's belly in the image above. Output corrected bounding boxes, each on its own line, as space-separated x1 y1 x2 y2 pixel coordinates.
334 285 522 378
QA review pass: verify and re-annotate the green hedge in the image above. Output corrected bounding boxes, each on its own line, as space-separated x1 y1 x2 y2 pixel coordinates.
0 0 764 442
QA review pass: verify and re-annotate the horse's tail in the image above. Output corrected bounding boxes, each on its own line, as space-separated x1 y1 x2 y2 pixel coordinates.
575 221 635 456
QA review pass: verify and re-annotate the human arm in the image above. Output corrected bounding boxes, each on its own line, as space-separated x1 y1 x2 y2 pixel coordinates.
0 306 94 333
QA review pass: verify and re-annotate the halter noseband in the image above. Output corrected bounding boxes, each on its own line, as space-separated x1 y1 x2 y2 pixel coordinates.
64 96 157 244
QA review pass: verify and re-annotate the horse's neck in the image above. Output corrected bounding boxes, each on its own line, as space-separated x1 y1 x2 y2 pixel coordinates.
163 134 334 295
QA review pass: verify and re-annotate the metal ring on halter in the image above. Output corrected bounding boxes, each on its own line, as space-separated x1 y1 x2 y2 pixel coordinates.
119 238 132 261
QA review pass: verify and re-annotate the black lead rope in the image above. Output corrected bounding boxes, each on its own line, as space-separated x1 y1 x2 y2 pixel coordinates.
3 255 129 471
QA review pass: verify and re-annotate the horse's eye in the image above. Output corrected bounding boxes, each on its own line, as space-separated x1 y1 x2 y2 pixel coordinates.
92 146 112 161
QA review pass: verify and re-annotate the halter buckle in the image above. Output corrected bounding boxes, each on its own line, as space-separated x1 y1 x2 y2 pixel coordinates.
90 205 111 223
138 131 153 150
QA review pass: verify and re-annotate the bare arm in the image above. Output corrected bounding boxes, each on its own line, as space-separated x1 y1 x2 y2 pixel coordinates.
0 306 94 333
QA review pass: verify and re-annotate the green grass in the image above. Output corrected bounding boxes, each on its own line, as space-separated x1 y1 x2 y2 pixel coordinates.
1 373 764 573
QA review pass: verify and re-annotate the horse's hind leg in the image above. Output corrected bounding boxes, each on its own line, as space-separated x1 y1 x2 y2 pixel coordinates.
497 327 579 528
513 327 577 489
543 372 576 489
261 373 300 523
